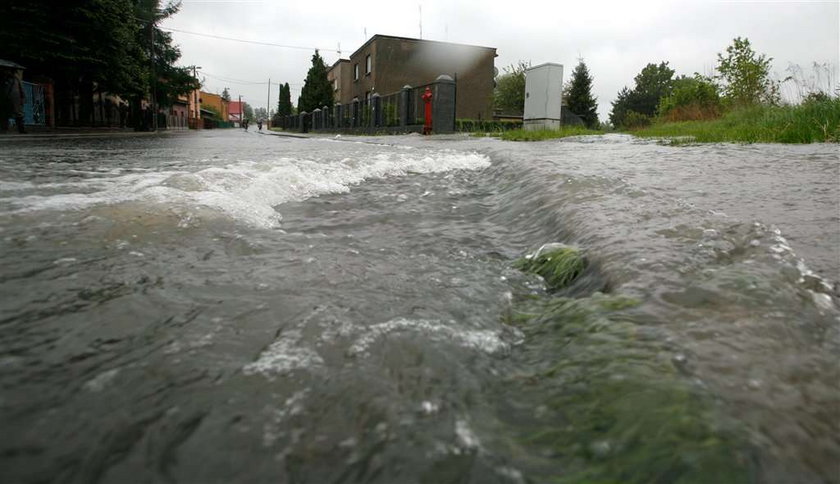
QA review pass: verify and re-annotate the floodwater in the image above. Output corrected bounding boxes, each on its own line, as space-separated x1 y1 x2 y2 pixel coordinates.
1 130 837 483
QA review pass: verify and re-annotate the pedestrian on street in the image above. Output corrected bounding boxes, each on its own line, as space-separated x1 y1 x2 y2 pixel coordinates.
1 67 26 134
257 120 262 131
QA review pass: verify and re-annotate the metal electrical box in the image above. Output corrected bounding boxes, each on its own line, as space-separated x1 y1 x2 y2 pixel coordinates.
523 63 564 131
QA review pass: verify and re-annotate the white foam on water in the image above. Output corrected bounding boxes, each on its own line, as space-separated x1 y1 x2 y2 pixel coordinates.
0 180 35 192
1 149 490 228
347 317 508 357
454 418 482 451
83 368 120 392
243 330 324 376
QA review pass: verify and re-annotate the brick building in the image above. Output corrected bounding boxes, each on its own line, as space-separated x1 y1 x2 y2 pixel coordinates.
199 91 229 121
330 35 497 120
327 59 352 108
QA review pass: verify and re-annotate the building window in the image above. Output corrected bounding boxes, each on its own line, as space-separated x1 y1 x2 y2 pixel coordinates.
365 54 371 75
354 64 359 81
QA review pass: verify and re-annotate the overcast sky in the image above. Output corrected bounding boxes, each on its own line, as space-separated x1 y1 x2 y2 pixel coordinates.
161 0 839 121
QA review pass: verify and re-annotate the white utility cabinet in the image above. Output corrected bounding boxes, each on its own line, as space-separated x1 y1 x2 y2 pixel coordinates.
523 63 564 131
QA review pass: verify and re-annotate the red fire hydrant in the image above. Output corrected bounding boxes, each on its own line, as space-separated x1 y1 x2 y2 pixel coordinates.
422 87 433 135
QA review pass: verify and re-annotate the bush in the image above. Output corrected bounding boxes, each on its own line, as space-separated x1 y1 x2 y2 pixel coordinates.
658 76 722 121
622 110 652 129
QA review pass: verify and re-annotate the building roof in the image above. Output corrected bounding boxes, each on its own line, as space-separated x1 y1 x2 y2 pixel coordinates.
228 100 242 114
330 59 350 70
348 34 497 60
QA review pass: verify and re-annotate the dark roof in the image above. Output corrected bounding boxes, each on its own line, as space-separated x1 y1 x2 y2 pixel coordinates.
347 34 496 60
329 58 350 70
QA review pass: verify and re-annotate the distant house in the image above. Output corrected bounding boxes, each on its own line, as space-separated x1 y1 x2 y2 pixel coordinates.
326 59 352 108
199 91 229 121
329 34 497 120
169 95 189 129
228 100 243 125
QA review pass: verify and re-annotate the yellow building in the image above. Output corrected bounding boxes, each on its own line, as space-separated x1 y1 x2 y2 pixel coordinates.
199 91 229 120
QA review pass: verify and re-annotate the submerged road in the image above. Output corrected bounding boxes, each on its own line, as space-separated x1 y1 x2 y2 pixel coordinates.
1 130 838 483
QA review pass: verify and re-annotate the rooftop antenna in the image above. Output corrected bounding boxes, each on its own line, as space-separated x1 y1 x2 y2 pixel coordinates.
419 5 422 39
364 27 367 41
337 42 341 57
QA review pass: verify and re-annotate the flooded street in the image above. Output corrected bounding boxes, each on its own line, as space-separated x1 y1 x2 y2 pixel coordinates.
1 130 838 483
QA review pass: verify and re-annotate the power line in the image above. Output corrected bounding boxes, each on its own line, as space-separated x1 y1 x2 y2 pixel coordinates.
200 71 267 85
199 70 302 87
162 27 339 53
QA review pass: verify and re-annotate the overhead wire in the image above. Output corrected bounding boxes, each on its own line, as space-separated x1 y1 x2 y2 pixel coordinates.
161 27 340 53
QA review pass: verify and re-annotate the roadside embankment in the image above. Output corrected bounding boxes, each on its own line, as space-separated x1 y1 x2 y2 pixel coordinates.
628 98 840 144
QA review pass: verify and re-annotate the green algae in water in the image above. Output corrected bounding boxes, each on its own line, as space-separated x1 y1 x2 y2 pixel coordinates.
501 296 753 483
514 243 587 290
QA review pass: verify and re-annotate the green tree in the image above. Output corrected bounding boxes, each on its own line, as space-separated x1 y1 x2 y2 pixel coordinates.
243 102 254 121
609 62 675 127
716 37 779 106
631 62 676 115
565 58 599 128
298 50 333 113
277 82 293 116
0 0 196 126
494 61 529 115
221 87 231 102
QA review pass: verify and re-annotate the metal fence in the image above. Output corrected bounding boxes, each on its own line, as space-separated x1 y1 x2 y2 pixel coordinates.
277 75 456 134
22 81 45 126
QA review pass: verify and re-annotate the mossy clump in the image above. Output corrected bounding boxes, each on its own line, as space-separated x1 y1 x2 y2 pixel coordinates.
502 296 752 484
514 243 587 290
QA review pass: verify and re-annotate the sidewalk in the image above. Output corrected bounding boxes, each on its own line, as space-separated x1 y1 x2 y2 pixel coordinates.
261 128 309 139
0 126 189 140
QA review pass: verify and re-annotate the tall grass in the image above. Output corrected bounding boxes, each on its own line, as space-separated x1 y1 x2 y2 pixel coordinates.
631 98 840 143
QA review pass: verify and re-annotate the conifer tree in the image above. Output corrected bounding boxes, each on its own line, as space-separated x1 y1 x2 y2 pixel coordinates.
277 83 292 116
565 59 599 128
298 51 333 113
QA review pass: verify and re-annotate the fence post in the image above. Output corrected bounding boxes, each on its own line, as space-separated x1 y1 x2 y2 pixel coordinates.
352 98 360 128
313 108 321 130
399 85 411 127
432 74 456 134
300 111 308 133
371 93 381 128
334 104 342 129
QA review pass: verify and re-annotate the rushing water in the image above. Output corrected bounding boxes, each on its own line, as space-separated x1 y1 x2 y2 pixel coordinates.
1 130 837 484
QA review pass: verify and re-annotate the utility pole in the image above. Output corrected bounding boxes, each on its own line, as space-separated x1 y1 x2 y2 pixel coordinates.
238 94 242 128
192 66 201 128
418 5 422 39
150 20 158 131
266 77 271 128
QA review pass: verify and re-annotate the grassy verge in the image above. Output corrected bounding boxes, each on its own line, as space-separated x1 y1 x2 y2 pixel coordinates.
496 126 602 141
630 98 840 143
